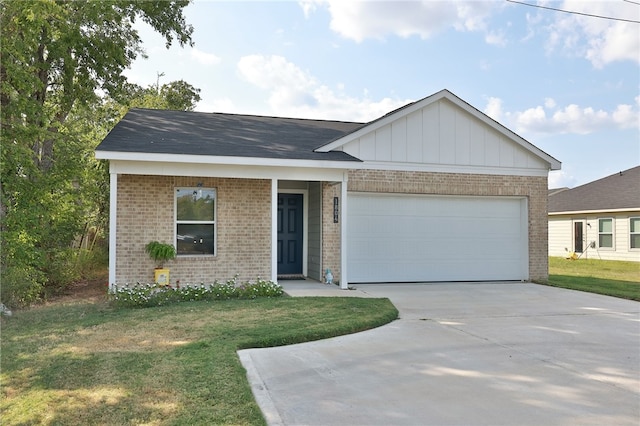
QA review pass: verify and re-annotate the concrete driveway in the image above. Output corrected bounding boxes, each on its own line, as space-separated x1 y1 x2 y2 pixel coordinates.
238 282 640 425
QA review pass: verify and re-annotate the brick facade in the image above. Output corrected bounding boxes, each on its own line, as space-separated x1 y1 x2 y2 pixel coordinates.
345 169 549 281
115 175 271 284
115 170 548 285
321 182 342 283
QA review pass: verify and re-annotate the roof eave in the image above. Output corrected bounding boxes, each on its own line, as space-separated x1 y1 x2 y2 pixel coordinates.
549 207 640 216
95 150 362 169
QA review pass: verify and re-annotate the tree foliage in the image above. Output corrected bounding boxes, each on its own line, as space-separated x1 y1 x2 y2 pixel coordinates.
129 77 202 111
1 0 195 307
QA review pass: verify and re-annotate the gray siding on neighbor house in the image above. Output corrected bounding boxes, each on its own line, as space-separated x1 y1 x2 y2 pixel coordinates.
308 182 322 281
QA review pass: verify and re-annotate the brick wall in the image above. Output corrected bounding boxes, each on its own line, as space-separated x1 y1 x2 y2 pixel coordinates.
115 175 271 284
115 171 549 285
321 182 342 282
337 169 549 282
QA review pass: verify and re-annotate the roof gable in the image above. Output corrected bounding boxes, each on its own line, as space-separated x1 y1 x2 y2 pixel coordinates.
316 90 561 172
96 108 364 162
549 166 640 213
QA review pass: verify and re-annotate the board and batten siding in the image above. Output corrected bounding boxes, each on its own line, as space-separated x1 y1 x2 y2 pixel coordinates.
340 98 547 171
549 214 640 262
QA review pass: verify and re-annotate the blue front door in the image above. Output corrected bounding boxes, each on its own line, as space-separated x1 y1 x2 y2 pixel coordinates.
277 194 303 275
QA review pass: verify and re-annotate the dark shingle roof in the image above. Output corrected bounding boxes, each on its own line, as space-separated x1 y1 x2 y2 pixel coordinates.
549 166 640 213
96 108 365 162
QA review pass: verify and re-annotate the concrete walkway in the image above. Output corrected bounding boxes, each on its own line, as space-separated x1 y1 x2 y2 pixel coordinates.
238 282 640 425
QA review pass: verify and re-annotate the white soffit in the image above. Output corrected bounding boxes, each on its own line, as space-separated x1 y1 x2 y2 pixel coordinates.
106 159 348 182
549 208 640 216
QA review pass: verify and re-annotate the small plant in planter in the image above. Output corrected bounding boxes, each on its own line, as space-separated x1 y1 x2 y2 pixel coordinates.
145 241 176 268
145 241 176 285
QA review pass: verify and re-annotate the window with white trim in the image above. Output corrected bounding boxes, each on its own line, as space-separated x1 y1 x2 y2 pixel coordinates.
598 218 613 249
175 188 216 255
630 217 640 249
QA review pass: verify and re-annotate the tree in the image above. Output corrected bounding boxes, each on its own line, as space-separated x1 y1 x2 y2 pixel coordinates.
0 0 194 307
68 78 201 250
127 78 202 111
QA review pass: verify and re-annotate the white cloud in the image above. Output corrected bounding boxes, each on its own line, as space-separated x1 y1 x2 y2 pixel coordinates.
523 10 543 42
238 54 316 91
304 0 499 43
586 21 640 67
484 96 640 135
485 30 507 46
483 96 503 122
303 1 639 66
515 105 550 132
551 104 610 134
195 97 237 114
612 103 640 128
546 1 640 68
190 47 221 66
548 170 577 189
237 54 412 121
298 0 320 19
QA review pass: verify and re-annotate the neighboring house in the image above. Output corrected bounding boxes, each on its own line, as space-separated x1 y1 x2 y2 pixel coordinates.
548 166 640 262
95 89 561 289
548 187 569 196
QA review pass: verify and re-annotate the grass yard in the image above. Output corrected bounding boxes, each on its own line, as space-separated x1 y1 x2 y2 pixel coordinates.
546 257 640 301
1 293 398 425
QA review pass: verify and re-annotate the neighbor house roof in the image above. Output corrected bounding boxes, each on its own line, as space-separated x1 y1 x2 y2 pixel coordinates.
548 188 569 196
549 166 640 214
96 108 365 162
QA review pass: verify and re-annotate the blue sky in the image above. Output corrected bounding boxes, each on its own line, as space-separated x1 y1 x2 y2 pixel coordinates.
124 0 640 188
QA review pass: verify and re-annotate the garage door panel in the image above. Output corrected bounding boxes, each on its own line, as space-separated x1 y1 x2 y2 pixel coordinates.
349 259 522 282
347 194 527 283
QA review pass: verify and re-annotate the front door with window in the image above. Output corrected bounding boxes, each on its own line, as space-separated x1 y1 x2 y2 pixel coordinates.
277 193 303 276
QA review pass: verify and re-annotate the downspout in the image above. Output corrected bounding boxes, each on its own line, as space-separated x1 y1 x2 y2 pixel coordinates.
340 171 348 290
108 172 117 291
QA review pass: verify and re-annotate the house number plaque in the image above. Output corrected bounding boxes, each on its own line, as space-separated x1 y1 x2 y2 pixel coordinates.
333 197 339 223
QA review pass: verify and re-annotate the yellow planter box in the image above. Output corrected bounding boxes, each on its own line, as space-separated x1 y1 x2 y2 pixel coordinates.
154 268 170 285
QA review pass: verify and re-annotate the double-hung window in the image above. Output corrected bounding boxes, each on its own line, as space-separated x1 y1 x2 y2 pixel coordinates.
598 218 613 249
175 188 216 255
630 217 640 249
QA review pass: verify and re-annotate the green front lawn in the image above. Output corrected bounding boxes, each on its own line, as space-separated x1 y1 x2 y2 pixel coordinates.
546 257 640 301
1 296 398 425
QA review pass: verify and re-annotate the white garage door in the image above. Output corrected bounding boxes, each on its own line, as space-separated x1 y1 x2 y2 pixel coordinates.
347 193 528 282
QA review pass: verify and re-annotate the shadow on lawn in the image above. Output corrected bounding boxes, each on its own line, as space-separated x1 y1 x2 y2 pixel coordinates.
4 341 262 425
2 296 398 425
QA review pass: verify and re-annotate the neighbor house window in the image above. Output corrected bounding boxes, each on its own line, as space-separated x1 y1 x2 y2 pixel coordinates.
598 218 613 249
175 188 216 255
631 217 640 249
